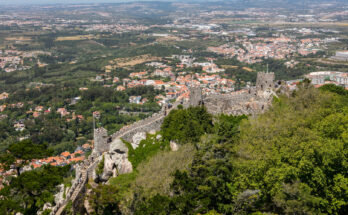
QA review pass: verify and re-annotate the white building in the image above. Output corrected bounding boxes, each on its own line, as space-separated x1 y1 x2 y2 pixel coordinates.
305 71 348 87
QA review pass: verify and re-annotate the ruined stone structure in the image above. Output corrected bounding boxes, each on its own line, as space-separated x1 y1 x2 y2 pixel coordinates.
53 156 101 215
52 72 276 215
204 92 267 115
94 139 133 182
256 72 275 92
203 72 276 116
189 86 204 106
93 127 110 155
91 100 182 157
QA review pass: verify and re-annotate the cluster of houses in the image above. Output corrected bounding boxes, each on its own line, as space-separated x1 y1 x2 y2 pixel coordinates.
29 144 91 169
208 36 325 64
0 49 48 73
123 68 236 105
84 23 149 33
0 103 84 132
89 55 234 106
0 144 92 182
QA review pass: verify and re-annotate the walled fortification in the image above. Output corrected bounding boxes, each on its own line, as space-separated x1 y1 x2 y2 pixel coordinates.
189 86 204 106
53 72 276 215
204 91 267 115
93 127 109 155
203 72 275 116
93 101 181 156
256 72 275 91
53 156 100 215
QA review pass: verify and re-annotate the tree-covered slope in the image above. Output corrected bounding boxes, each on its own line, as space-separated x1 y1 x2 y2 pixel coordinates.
88 83 348 215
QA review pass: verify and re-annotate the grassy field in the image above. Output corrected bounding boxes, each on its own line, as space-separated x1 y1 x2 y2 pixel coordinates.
5 36 32 41
111 54 161 67
242 66 253 72
264 22 348 27
56 35 98 41
221 65 238 69
317 58 348 66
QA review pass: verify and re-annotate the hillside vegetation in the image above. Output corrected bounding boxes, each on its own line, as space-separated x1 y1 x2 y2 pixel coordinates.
88 83 348 215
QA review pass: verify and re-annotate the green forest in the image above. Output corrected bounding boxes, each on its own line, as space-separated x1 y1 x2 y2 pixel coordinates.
0 85 162 154
86 83 348 215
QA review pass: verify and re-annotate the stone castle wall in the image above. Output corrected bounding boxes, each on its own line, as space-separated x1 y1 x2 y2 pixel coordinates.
93 101 181 155
110 111 165 142
202 72 275 116
53 72 275 215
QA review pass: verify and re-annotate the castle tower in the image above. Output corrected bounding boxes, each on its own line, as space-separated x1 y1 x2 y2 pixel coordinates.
93 127 109 155
256 72 275 91
189 87 204 106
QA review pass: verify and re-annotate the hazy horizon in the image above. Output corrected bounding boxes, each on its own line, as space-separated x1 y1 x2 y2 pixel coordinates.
0 0 188 5
1 0 341 6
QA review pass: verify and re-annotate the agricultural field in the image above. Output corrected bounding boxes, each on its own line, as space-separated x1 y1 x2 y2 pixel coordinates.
56 35 99 41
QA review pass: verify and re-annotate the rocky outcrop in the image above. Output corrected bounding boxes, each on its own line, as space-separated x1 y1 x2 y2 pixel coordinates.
132 131 147 149
37 183 70 214
110 138 128 155
97 138 133 182
84 189 94 215
170 141 179 151
37 203 53 215
54 185 66 207
19 165 32 175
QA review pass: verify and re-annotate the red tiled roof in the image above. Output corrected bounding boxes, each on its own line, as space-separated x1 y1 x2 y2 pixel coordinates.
61 151 70 157
69 156 85 163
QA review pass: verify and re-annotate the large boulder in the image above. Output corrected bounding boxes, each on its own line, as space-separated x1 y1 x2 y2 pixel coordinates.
36 203 53 215
92 169 99 183
19 165 32 174
84 189 94 215
100 154 115 181
42 203 52 212
170 141 179 151
98 139 133 182
156 134 162 140
54 184 65 207
109 138 128 154
100 153 133 181
131 132 147 149
117 157 133 174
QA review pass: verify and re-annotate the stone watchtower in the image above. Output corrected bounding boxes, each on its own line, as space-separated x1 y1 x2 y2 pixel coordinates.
256 72 275 91
189 87 204 106
93 127 110 155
